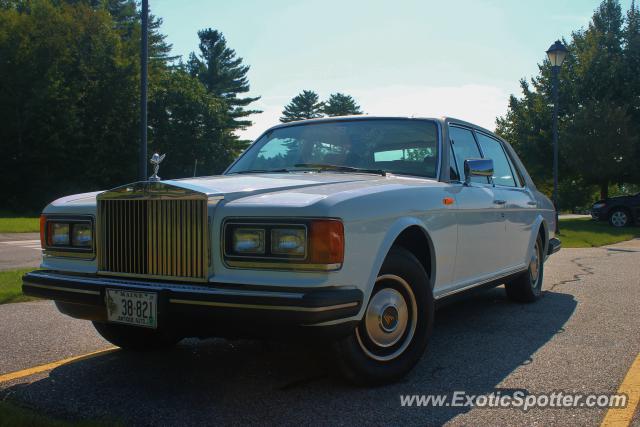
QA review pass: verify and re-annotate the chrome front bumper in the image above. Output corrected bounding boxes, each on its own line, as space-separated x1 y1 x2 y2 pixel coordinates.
22 271 362 336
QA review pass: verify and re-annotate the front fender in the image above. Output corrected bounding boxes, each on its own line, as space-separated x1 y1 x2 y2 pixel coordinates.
363 217 435 304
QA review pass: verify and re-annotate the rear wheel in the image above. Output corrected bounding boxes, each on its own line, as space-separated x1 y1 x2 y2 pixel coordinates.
332 247 434 386
609 208 630 227
92 321 181 351
505 234 544 303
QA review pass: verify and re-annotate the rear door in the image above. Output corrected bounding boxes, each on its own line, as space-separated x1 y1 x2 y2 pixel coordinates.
448 126 506 288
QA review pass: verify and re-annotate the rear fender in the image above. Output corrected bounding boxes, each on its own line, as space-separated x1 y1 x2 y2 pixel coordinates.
528 215 548 263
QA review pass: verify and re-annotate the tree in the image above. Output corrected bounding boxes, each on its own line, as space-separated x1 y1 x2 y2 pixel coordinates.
0 1 256 211
496 0 639 203
187 29 261 130
323 93 363 116
280 90 324 123
0 0 140 210
623 0 640 181
560 0 637 199
562 101 636 198
148 68 245 178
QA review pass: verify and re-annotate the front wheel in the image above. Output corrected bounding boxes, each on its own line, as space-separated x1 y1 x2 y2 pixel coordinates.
332 247 434 386
92 321 181 351
505 234 544 303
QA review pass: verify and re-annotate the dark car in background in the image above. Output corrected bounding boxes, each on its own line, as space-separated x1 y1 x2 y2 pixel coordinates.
591 193 640 227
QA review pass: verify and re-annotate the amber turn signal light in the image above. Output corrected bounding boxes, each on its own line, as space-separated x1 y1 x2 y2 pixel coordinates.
309 219 344 266
39 215 46 248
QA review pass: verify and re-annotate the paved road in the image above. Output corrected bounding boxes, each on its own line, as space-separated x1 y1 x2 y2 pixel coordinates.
0 233 41 271
1 240 639 426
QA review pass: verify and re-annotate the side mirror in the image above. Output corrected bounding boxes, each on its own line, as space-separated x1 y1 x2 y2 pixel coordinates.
463 158 493 185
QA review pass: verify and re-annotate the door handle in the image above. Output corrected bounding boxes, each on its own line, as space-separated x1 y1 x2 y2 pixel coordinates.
527 201 537 206
493 200 506 205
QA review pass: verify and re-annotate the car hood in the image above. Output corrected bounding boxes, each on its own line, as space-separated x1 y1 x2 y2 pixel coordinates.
164 173 383 199
46 172 432 212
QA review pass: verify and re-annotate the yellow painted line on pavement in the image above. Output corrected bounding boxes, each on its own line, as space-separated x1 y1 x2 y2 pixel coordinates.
601 352 640 427
0 347 117 384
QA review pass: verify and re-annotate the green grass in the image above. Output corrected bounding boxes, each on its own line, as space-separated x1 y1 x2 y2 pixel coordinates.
0 217 39 233
558 218 640 248
0 268 37 305
0 401 114 427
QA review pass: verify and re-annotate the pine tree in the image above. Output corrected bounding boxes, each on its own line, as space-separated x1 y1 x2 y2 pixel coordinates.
497 0 639 204
0 1 254 210
280 90 324 123
187 28 261 130
623 0 640 181
323 93 363 116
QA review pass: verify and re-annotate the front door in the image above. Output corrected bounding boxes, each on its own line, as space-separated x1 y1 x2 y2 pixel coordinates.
475 131 537 269
448 126 507 289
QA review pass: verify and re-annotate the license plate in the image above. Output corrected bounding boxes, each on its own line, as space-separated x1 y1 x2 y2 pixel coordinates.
105 289 157 329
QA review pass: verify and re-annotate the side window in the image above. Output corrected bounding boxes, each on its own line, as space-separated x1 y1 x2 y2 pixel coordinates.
449 126 486 184
504 147 525 187
475 133 517 187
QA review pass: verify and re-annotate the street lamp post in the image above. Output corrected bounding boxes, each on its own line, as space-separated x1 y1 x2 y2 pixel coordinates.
546 40 568 234
140 0 149 181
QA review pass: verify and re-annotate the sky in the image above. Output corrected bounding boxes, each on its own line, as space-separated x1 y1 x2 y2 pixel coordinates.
152 0 634 140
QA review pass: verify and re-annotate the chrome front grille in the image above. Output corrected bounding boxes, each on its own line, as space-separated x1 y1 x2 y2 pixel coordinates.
98 199 208 281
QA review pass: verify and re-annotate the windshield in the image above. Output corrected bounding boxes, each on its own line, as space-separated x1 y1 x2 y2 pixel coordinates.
226 119 439 178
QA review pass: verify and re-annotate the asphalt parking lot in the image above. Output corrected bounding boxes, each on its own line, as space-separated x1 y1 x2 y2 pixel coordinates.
1 240 639 426
0 233 41 271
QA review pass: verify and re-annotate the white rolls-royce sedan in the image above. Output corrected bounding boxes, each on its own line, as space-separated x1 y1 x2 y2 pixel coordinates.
23 116 560 385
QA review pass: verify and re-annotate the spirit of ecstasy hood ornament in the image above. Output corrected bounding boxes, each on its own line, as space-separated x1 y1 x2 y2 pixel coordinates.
149 153 166 181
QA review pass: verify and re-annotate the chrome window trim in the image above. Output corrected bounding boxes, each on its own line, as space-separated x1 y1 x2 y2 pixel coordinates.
502 143 527 188
448 124 490 185
434 119 443 181
224 117 441 180
473 129 521 188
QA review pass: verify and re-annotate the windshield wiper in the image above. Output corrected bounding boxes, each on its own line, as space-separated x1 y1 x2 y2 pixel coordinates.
294 163 387 176
227 168 292 175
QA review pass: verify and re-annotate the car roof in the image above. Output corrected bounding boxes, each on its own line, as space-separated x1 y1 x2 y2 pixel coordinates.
262 115 498 139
